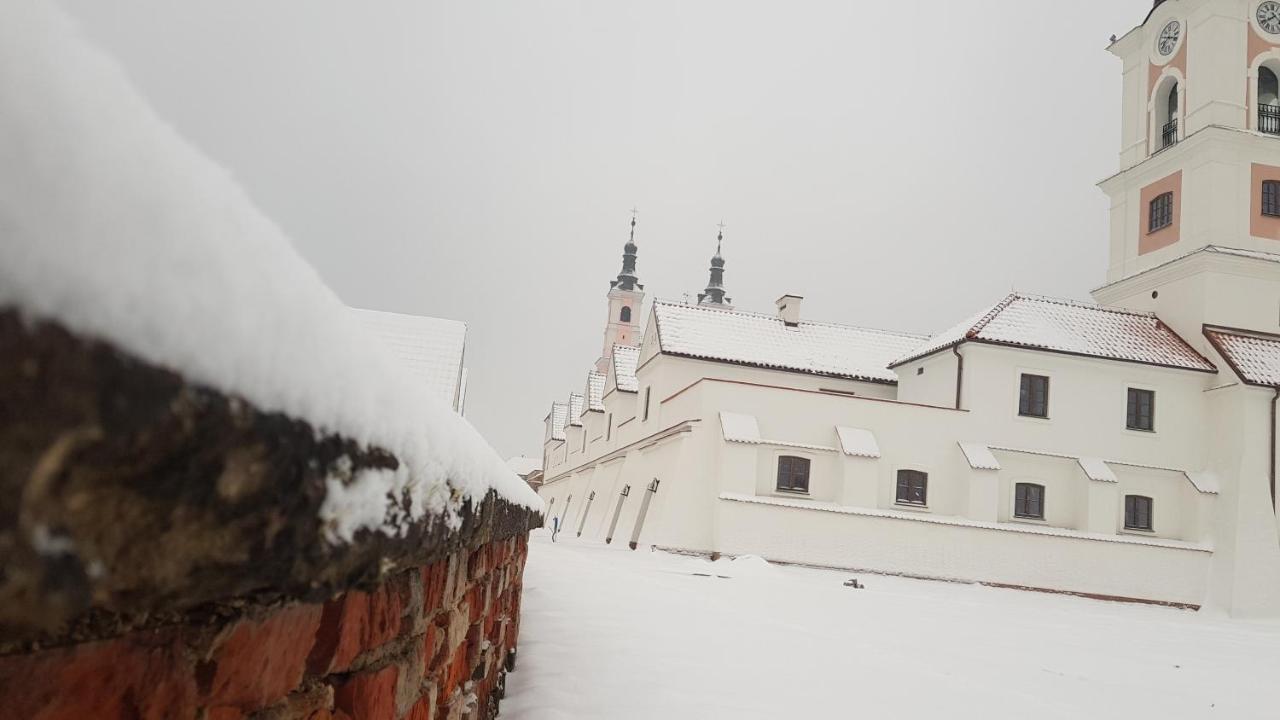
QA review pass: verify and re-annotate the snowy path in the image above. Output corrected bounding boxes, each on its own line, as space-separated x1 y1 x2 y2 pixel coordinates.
502 531 1279 719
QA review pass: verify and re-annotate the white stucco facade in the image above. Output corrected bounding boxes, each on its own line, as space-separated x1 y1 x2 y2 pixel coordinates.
537 0 1280 616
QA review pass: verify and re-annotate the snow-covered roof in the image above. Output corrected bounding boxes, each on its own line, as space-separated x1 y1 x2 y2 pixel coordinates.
549 402 569 441
567 392 585 427
506 456 543 477
612 344 641 393
1186 471 1221 495
652 301 925 384
351 308 466 412
958 443 1000 471
1078 457 1118 484
0 1 540 542
836 427 881 458
1204 326 1280 387
585 371 606 412
894 294 1216 372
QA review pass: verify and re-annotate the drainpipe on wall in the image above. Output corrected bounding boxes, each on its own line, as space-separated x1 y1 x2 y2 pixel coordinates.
1272 387 1279 511
952 345 965 411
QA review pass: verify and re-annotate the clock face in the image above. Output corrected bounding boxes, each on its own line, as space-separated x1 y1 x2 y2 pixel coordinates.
1260 2 1280 34
1157 20 1181 56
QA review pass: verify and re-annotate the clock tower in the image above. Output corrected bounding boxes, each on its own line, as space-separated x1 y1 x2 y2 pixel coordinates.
1095 0 1280 338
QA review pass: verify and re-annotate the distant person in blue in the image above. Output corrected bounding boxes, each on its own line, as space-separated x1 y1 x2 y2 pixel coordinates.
551 515 560 542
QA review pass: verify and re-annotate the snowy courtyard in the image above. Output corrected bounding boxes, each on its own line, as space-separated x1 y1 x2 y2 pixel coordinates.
503 532 1280 719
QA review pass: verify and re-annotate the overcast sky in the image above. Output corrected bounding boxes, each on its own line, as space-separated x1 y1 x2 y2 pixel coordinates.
60 1 1154 460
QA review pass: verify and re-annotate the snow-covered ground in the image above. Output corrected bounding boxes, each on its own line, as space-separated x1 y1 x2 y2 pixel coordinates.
504 532 1280 719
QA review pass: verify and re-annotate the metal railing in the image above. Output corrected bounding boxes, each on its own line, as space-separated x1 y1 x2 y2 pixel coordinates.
1161 118 1178 149
1261 105 1280 135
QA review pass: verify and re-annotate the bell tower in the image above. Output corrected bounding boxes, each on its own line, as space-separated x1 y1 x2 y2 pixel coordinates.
596 213 645 374
1100 0 1280 284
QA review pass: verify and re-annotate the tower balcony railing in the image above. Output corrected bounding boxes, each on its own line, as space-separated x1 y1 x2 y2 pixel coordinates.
1261 105 1280 136
1160 118 1178 150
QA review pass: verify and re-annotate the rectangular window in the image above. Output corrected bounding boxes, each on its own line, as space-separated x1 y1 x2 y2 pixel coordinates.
1019 374 1050 418
776 456 811 494
1126 388 1155 431
642 387 651 421
1149 191 1174 233
606 413 612 441
1264 181 1280 218
1125 495 1154 531
1014 483 1045 520
895 470 928 506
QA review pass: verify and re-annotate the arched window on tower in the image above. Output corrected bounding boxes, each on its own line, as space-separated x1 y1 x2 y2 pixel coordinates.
1160 82 1179 149
1260 66 1280 135
619 306 632 323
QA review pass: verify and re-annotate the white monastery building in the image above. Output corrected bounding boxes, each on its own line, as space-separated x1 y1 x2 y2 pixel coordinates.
536 0 1280 616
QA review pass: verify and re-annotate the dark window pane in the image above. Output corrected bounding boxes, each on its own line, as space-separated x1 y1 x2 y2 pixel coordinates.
1019 374 1050 418
1149 192 1174 232
1127 388 1155 431
777 456 810 493
896 470 928 506
1265 181 1280 218
1125 495 1154 531
1015 483 1045 519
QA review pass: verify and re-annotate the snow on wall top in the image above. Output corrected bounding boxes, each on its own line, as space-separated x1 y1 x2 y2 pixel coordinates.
351 308 466 413
837 427 882 458
612 344 641 393
1077 457 1118 483
958 443 1000 471
0 0 540 541
567 392 585 427
1093 244 1280 294
652 301 925 384
719 412 762 444
585 371 606 412
1204 326 1280 387
894 293 1216 372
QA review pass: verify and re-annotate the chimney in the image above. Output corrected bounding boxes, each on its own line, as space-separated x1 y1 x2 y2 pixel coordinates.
776 294 803 327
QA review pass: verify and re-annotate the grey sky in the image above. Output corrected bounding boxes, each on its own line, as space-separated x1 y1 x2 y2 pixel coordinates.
61 1 1153 459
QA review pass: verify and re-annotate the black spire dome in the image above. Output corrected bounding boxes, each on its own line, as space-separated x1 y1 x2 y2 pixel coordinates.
697 227 730 306
611 213 641 291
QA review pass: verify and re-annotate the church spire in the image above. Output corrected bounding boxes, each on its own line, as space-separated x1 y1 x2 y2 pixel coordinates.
697 223 731 308
611 210 641 291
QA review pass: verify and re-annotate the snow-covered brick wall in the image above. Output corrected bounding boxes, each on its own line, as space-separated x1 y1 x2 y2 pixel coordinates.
0 0 540 543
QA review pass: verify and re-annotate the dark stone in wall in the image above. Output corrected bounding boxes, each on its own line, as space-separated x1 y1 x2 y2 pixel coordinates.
0 309 540 647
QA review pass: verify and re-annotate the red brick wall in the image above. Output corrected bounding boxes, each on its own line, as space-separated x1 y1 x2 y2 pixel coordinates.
0 534 530 720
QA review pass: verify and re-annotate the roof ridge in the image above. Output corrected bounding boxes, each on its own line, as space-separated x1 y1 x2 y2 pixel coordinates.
652 297 927 339
1011 292 1158 319
967 293 1019 338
